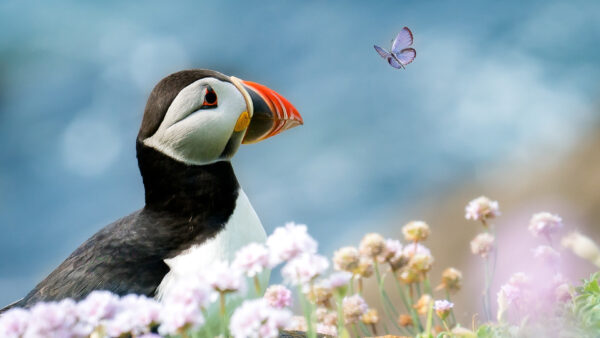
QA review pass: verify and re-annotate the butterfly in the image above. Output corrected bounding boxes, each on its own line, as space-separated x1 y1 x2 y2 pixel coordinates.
374 27 416 69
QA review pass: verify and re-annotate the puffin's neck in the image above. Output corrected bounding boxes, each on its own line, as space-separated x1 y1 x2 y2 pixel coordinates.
136 142 240 215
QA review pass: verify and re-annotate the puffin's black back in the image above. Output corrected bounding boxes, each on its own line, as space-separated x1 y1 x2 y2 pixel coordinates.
1 70 240 311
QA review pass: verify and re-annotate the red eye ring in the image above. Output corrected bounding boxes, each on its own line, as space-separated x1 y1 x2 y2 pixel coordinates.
203 88 218 107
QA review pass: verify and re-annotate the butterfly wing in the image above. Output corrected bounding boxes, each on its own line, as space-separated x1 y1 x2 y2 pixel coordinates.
387 56 404 69
394 48 416 66
391 27 414 54
374 45 391 59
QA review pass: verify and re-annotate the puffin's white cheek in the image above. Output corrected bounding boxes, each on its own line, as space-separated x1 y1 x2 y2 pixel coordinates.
168 111 237 162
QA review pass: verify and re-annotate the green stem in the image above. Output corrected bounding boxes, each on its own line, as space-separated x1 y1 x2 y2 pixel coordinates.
442 318 451 335
201 308 214 338
423 275 432 295
416 282 423 298
358 322 371 336
352 324 360 338
374 261 410 335
298 285 316 338
393 276 422 332
219 292 228 336
334 292 345 337
425 299 434 336
253 275 261 295
445 290 457 327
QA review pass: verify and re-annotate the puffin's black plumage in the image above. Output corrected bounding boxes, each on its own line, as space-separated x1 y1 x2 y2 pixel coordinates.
1 68 304 314
1 70 239 311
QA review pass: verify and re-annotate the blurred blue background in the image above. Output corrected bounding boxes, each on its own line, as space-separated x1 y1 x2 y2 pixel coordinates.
1 0 599 308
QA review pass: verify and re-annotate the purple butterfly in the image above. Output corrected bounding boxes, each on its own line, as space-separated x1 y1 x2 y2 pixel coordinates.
374 27 416 69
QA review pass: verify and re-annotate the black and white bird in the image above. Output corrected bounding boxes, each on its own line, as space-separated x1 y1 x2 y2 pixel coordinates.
1 69 302 311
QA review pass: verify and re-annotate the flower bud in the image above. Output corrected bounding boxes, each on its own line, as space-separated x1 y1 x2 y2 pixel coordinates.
436 267 462 293
333 247 360 272
359 233 386 259
433 300 454 320
465 196 500 222
402 221 431 242
361 309 379 325
470 233 494 258
413 294 432 315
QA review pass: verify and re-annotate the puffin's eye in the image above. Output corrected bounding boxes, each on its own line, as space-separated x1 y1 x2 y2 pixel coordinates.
202 88 218 107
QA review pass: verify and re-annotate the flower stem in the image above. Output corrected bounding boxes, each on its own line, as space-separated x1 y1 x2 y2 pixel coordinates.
425 298 434 336
253 275 261 295
219 292 228 336
393 276 422 332
445 290 457 327
334 292 346 337
298 285 316 338
374 262 410 335
201 308 214 338
442 318 451 335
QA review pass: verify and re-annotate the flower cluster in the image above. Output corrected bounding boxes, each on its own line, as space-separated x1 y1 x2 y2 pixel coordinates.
2 200 594 338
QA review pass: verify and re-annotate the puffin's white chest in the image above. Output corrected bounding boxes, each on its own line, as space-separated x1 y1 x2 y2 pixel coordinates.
156 189 266 299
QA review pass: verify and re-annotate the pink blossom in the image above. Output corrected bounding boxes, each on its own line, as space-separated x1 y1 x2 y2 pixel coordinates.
342 294 368 324
499 284 522 306
434 300 454 320
327 271 352 289
25 299 78 337
402 243 431 257
263 285 293 308
229 299 292 338
0 308 30 338
470 233 495 258
385 239 403 258
159 276 214 335
281 253 329 286
206 260 246 293
532 245 560 265
267 222 317 265
465 196 500 221
233 243 270 277
529 212 563 238
74 290 120 334
433 299 454 311
104 294 162 337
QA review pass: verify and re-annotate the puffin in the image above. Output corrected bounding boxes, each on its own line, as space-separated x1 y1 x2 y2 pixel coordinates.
1 69 302 311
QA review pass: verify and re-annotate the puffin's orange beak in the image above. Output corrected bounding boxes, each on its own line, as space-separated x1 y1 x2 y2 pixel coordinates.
231 78 303 144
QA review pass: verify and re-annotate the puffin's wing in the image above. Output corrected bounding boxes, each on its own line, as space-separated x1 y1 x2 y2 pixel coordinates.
13 210 170 308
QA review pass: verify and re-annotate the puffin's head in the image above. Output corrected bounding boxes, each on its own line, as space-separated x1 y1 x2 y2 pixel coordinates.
138 69 302 165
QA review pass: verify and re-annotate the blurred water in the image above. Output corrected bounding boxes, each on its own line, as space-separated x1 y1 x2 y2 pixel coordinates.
0 0 599 305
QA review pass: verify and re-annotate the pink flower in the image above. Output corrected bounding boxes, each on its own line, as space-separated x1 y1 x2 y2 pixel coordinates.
470 233 495 258
532 245 561 265
403 243 431 257
0 308 30 338
529 212 563 238
327 271 352 289
104 294 162 337
233 243 270 277
499 284 521 306
159 276 215 335
25 299 78 337
433 300 454 320
342 294 368 324
229 299 292 338
267 222 317 265
465 196 500 221
75 290 120 334
281 253 329 286
206 260 246 293
263 285 293 308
